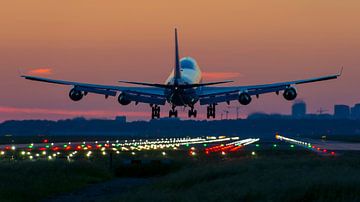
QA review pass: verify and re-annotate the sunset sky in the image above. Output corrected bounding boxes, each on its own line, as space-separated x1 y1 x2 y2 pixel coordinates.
0 0 359 122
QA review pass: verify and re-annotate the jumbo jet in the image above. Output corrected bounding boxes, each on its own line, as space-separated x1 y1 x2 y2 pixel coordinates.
22 29 341 119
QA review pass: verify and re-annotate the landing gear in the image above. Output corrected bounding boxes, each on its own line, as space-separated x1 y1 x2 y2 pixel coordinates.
207 104 216 119
169 106 178 118
151 105 160 119
188 107 197 118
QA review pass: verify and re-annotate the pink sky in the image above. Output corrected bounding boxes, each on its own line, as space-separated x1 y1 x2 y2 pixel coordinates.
0 0 360 122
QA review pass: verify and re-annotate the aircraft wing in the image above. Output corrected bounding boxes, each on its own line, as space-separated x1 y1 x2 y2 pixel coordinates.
198 72 341 105
21 75 166 105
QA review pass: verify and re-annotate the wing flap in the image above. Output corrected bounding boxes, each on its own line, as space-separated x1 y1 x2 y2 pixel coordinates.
22 75 166 105
74 86 117 97
200 93 238 105
124 91 166 105
199 71 340 105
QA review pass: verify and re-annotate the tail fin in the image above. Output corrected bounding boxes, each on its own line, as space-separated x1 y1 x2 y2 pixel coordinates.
174 28 181 85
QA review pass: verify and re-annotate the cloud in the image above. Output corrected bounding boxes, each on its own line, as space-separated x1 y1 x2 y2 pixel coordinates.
27 68 52 75
202 72 242 80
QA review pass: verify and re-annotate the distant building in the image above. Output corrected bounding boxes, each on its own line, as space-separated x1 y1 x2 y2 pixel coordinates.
292 102 306 118
115 116 126 123
351 104 360 119
334 105 350 119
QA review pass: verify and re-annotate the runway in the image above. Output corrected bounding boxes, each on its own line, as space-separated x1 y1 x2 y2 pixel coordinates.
303 138 360 151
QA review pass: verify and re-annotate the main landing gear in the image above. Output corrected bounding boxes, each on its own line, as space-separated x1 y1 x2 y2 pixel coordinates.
188 107 197 118
151 105 160 119
207 104 216 119
169 106 178 118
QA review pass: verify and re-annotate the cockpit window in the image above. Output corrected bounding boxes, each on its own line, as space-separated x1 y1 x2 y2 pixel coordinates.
180 58 197 70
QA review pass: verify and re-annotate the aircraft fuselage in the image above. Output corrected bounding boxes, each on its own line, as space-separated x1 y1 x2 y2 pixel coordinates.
165 57 202 107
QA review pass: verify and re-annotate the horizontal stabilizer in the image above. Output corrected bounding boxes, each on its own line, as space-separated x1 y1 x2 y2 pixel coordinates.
180 80 233 88
118 81 171 88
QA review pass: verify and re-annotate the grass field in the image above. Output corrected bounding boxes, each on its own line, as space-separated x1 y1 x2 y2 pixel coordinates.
108 152 360 202
1 144 360 202
0 160 112 202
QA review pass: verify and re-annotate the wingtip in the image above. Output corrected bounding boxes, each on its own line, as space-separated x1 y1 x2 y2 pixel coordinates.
339 66 344 76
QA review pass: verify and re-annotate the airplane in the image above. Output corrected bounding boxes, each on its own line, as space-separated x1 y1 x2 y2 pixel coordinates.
22 29 341 119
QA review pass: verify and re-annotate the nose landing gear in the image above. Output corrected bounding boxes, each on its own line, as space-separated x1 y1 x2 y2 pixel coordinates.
207 104 216 119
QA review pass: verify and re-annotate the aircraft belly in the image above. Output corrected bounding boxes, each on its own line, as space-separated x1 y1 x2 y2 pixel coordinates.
166 88 199 106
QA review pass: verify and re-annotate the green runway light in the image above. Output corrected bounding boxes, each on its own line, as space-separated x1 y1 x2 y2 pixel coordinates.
255 144 260 147
203 144 207 147
290 145 294 148
63 144 67 148
273 144 277 148
186 144 189 147
45 145 50 148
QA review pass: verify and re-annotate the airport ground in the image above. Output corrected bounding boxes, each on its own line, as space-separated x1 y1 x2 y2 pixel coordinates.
1 136 360 202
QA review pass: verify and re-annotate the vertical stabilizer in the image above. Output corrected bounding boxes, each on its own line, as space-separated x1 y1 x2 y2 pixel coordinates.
174 28 181 85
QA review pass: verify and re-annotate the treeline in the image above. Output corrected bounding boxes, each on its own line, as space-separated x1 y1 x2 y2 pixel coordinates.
0 118 359 138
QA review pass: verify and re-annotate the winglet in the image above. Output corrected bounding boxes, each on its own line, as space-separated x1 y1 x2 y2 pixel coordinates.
17 68 24 77
339 66 344 76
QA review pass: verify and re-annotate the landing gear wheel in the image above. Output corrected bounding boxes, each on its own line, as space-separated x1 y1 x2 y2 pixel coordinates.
206 104 216 119
151 105 160 119
188 109 197 118
169 110 178 118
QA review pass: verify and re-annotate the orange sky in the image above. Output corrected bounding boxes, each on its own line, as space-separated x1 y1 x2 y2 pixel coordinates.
0 0 359 121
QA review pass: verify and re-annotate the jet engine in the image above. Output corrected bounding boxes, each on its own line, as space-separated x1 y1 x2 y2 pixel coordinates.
69 88 83 101
238 92 252 105
283 87 297 101
118 93 131 105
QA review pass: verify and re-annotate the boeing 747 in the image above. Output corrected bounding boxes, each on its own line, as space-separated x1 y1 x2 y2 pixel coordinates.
22 29 341 119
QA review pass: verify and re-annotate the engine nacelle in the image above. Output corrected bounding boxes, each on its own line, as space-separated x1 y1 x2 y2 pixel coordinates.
69 88 83 101
118 93 131 105
238 92 252 105
283 87 297 101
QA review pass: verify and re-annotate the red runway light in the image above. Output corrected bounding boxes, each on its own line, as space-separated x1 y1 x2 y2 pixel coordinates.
331 151 335 155
52 146 60 151
39 147 46 151
43 139 49 143
5 146 10 150
323 149 327 153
